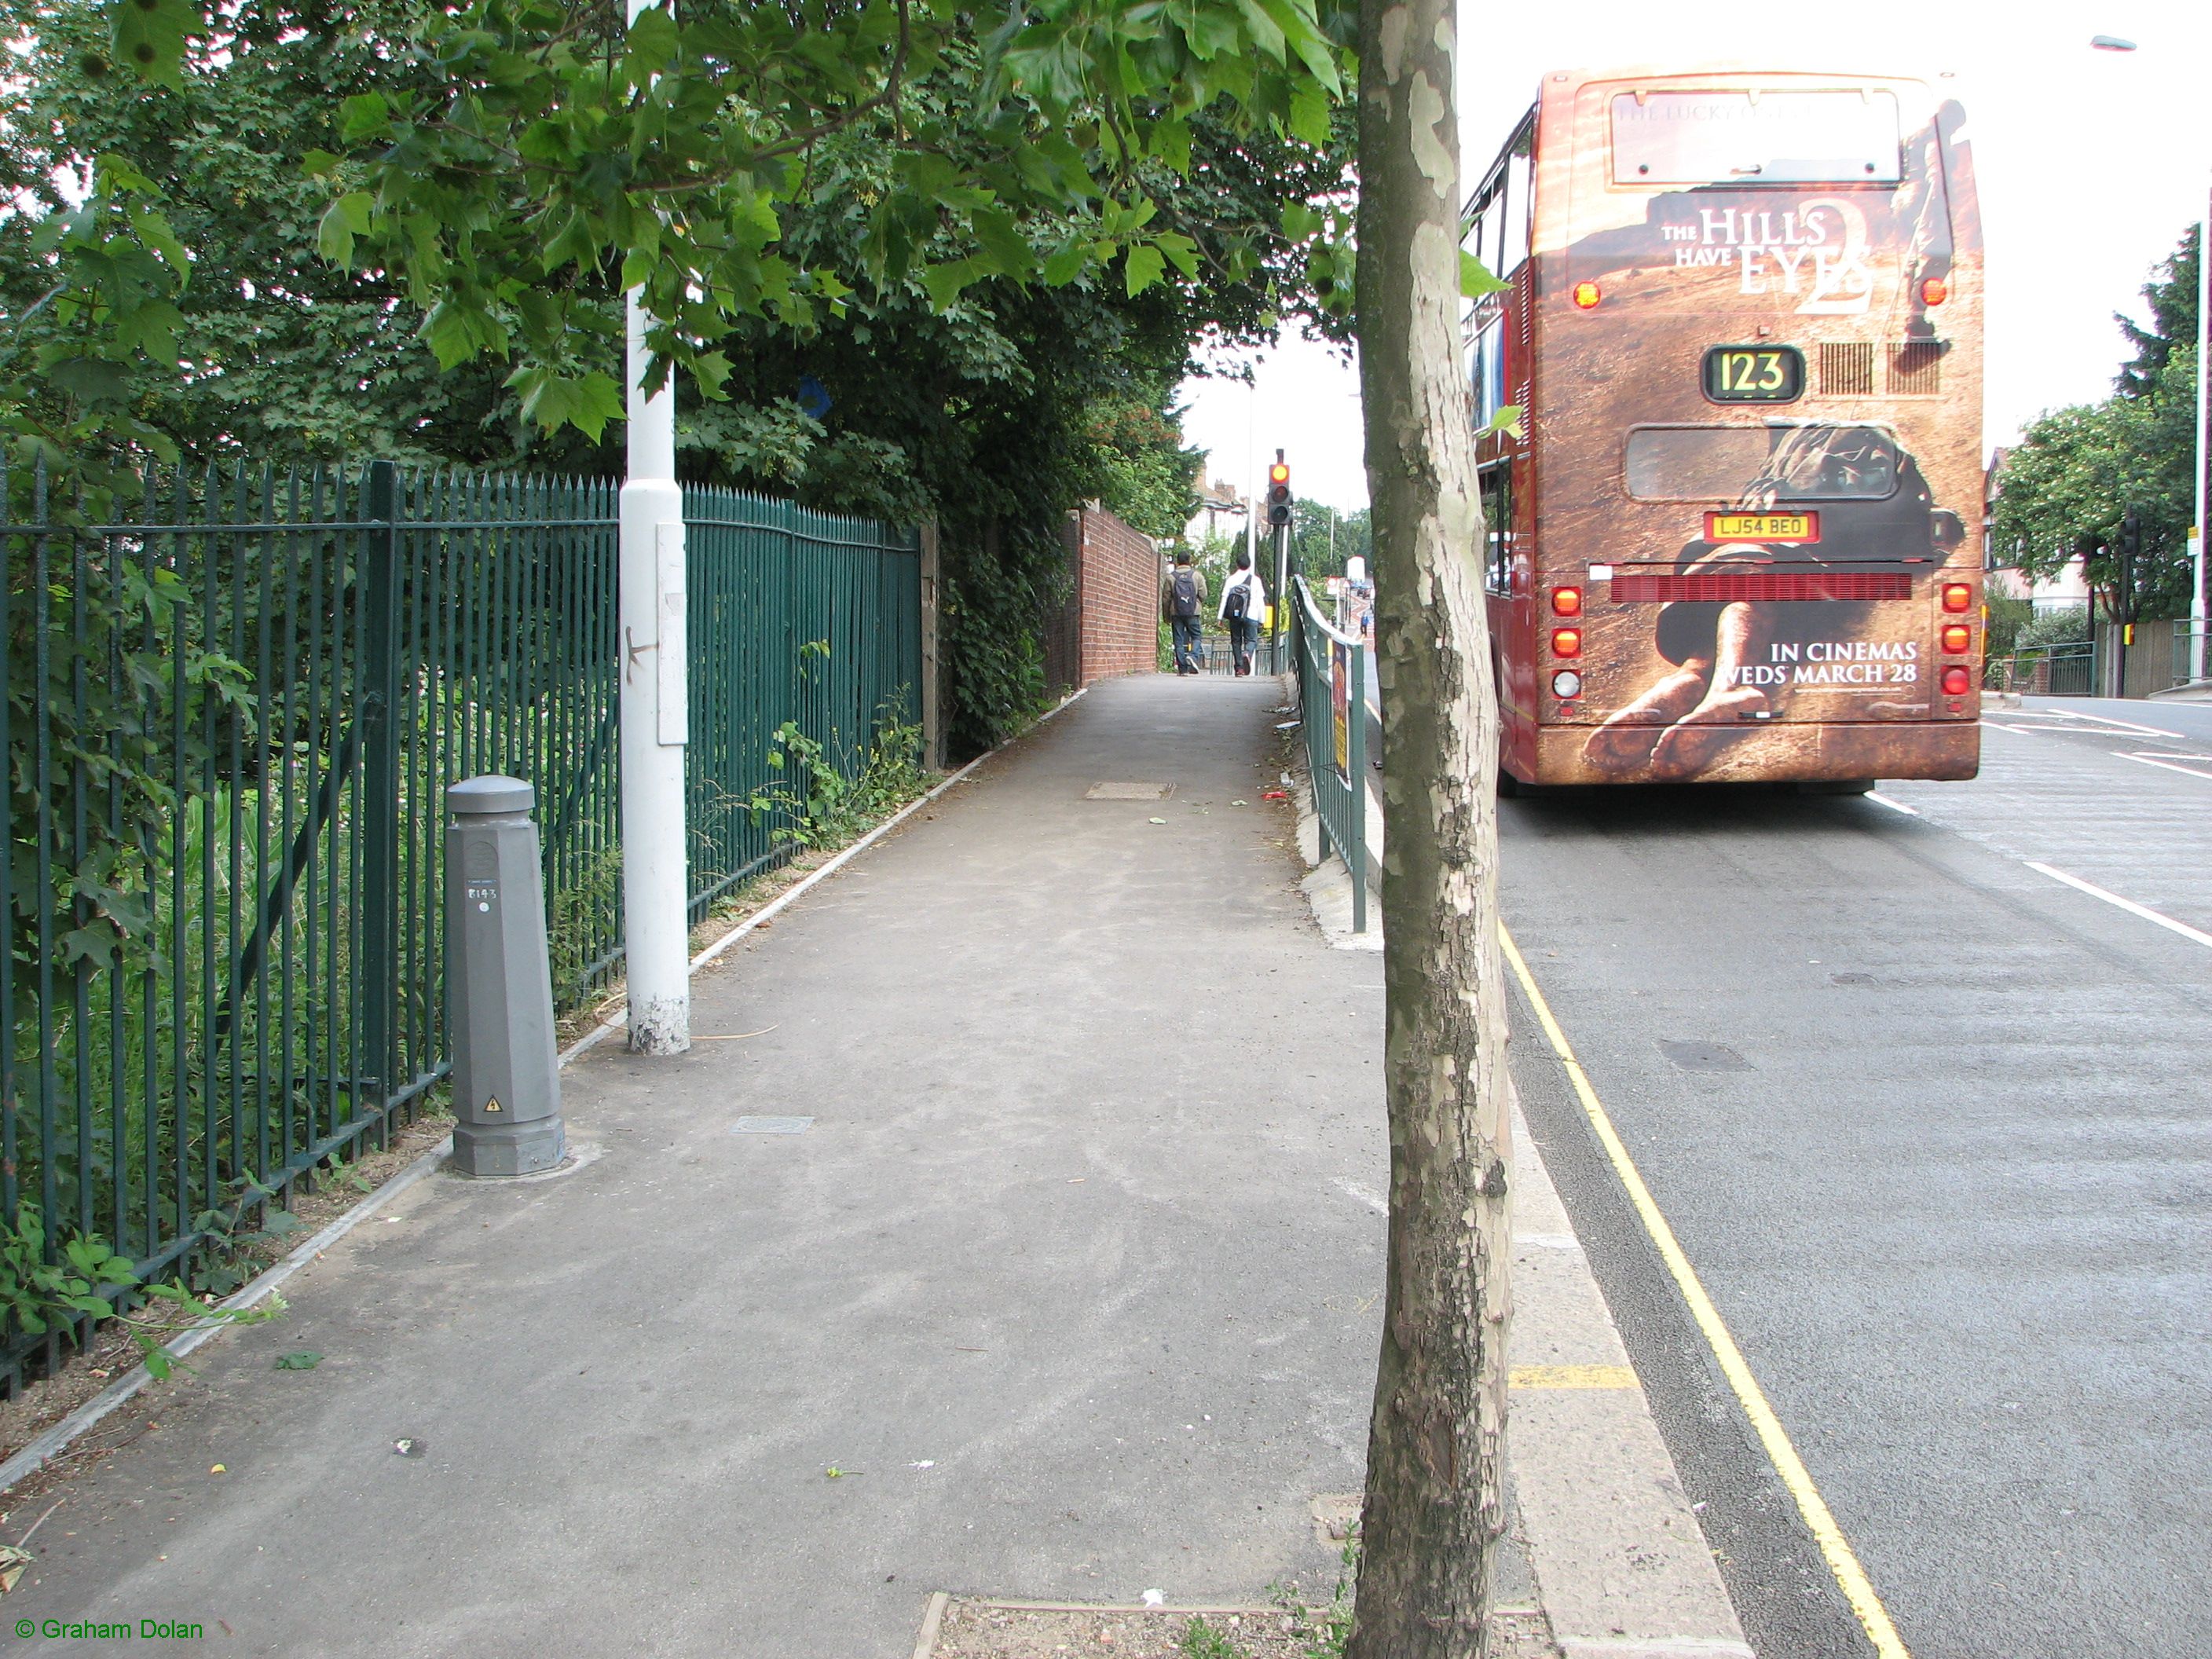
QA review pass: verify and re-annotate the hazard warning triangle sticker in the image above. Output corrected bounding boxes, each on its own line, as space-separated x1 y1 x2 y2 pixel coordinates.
482 1096 504 1113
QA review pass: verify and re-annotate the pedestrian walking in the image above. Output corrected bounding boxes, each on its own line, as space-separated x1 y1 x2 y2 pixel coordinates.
1219 549 1266 677
1162 547 1207 676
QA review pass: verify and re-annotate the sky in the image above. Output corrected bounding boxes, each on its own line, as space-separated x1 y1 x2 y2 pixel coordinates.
1179 2 2212 516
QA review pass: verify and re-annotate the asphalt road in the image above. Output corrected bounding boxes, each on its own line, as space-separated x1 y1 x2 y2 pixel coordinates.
1498 696 2212 1659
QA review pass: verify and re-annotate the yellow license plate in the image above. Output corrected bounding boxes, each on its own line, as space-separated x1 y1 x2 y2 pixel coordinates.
1706 511 1819 543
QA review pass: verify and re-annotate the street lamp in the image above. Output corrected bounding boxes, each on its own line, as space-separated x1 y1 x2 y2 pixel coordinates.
2095 35 2209 683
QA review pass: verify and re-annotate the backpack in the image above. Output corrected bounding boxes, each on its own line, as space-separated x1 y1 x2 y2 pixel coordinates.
1170 567 1200 617
1223 577 1250 621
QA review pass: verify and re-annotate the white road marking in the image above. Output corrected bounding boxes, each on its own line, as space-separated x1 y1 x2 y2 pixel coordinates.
1865 792 1919 815
2022 709 2180 738
1332 1177 1389 1215
2113 750 2212 782
1980 722 2042 736
2024 862 2212 951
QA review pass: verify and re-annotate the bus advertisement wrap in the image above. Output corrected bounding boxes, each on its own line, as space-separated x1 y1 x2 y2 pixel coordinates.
1472 69 1983 789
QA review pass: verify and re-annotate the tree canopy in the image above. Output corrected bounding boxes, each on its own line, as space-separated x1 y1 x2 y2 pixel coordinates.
1990 222 2201 621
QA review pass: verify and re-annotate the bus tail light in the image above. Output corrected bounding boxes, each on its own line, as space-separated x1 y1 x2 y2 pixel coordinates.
1940 665 1972 696
1551 669 1583 699
1572 280 1602 309
1921 276 1949 306
1551 585 1583 617
1551 627 1582 657
1941 582 1972 613
1941 623 1972 654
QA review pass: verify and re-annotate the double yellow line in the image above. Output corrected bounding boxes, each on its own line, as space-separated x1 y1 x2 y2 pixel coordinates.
1500 924 1912 1659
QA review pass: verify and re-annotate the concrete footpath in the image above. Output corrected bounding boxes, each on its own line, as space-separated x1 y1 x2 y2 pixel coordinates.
8 676 1746 1657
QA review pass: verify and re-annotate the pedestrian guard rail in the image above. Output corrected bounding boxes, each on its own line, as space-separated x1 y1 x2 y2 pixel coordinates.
1289 575 1368 932
0 456 918 1389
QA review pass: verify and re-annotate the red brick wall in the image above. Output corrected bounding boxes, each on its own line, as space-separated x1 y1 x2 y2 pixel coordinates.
1069 507 1163 685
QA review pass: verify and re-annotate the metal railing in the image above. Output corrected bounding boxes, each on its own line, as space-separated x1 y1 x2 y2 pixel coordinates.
1191 626 1287 676
2 457 918 1388
1289 576 1368 932
2175 623 2210 690
1989 643 2095 697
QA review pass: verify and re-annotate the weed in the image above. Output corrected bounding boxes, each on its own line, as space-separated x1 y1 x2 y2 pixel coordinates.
1270 1522 1358 1659
1181 1614 1243 1657
184 1179 309 1298
0 1198 287 1383
749 701 928 851
0 1205 138 1336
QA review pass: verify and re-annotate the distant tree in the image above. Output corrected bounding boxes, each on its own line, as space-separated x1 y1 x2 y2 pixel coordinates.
2115 222 2199 400
1990 224 2201 621
1290 497 1372 580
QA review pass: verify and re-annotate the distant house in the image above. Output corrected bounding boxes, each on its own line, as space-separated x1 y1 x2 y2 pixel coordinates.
1984 445 2089 613
1185 475 1247 544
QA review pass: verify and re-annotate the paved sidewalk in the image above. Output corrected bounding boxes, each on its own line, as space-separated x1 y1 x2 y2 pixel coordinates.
10 677 1396 1655
9 674 1749 1659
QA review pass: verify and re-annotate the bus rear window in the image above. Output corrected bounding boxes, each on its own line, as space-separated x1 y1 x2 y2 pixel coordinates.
1611 90 1902 185
1624 425 1899 502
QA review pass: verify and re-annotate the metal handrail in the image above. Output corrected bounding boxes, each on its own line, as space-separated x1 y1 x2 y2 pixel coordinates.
1290 576 1368 932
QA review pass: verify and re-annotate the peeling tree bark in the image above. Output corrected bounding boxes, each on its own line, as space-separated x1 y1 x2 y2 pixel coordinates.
1343 0 1513 1654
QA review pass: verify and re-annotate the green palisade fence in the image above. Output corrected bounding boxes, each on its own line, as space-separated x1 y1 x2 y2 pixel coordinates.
683 485 921 916
2 457 920 1390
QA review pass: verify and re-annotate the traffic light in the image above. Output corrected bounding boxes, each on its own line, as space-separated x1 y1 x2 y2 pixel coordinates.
1266 459 1291 529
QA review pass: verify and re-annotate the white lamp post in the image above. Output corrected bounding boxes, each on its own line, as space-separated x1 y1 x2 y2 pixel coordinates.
617 0 690 1055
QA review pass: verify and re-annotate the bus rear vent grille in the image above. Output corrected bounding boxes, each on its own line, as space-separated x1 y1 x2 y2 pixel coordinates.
1819 342 1876 396
1611 572 1914 602
1888 342 1944 395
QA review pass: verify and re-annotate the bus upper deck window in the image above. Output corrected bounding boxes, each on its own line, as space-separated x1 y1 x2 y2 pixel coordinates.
1610 90 1903 187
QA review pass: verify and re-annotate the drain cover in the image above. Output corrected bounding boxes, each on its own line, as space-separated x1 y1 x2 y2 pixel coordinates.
731 1115 814 1134
1657 1040 1750 1072
1086 781 1174 800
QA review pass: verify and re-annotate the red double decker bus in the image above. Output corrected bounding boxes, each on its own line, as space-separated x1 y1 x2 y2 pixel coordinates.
1468 66 1984 789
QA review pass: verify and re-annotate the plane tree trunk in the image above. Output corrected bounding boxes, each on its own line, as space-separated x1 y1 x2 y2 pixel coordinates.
1342 0 1514 1654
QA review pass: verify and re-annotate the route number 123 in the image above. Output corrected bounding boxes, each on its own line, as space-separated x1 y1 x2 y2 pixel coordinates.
1702 346 1804 404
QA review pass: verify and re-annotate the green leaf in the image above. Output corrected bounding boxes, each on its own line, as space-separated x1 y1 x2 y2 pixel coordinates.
690 350 731 400
273 1351 324 1371
969 207 1035 282
624 6 679 77
130 208 189 284
1041 240 1090 287
921 258 983 312
1290 82 1331 148
317 192 373 269
338 93 392 143
1461 251 1509 299
1123 243 1166 297
1481 404 1525 441
44 357 133 405
108 0 195 89
1153 232 1199 280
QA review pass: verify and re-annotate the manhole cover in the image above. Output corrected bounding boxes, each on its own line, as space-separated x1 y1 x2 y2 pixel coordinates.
1657 1040 1750 1072
1085 781 1174 800
731 1116 815 1134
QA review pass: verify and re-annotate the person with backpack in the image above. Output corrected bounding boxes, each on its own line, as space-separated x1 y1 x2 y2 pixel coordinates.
1161 547 1207 675
1218 548 1266 676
